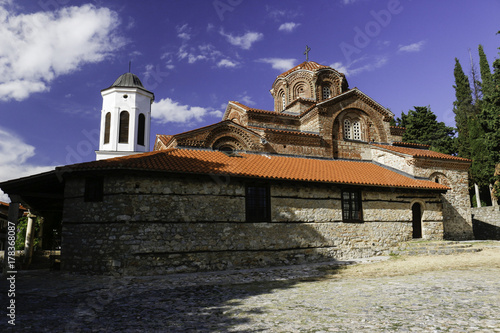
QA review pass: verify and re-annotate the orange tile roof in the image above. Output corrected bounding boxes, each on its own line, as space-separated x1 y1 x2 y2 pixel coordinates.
278 61 331 78
63 149 449 191
373 144 471 162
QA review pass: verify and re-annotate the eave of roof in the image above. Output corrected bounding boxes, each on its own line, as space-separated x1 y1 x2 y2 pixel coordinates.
372 144 471 163
59 148 449 191
317 88 394 118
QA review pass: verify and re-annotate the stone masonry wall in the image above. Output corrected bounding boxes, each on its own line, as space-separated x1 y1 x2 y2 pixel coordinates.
371 146 473 240
472 206 500 240
61 173 443 275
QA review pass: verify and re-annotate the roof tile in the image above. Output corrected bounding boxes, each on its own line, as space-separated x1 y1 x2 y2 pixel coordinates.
373 144 471 162
63 149 449 191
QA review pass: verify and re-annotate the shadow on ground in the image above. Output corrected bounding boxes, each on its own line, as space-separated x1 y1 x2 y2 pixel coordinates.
0 262 349 332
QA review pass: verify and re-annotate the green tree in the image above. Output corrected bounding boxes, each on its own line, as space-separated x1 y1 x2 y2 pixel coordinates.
468 44 494 187
452 58 474 159
478 56 500 188
397 106 456 155
478 44 493 99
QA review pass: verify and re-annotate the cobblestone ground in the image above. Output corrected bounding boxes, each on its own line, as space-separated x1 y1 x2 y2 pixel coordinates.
1 259 500 332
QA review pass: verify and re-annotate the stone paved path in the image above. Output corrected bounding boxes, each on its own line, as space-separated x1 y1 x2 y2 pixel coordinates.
1 258 500 332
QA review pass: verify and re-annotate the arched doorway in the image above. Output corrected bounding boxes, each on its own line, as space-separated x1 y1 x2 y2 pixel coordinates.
412 203 422 239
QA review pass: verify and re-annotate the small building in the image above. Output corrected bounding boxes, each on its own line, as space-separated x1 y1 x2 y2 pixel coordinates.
1 61 473 275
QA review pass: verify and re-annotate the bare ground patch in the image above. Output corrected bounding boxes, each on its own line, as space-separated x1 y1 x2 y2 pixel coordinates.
331 243 500 279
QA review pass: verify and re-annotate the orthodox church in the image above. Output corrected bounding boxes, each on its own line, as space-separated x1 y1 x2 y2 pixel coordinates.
1 60 473 275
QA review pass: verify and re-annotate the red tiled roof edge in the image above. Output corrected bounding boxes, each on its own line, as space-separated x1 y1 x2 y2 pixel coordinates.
372 144 471 162
59 148 449 191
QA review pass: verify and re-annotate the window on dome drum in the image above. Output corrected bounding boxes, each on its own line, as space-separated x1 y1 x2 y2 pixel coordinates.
246 184 271 222
322 86 331 100
119 111 129 143
84 177 104 202
104 112 111 144
342 189 363 222
137 113 145 146
282 95 286 111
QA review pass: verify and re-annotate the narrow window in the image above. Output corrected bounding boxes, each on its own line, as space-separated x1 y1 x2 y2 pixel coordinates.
352 120 361 141
137 113 146 146
282 95 286 111
322 86 331 100
119 111 129 143
342 189 363 222
344 119 351 140
84 177 104 202
104 112 111 144
246 184 271 222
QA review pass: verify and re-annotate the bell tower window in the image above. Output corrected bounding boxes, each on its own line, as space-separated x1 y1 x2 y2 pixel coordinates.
104 112 111 144
119 111 129 143
137 113 145 146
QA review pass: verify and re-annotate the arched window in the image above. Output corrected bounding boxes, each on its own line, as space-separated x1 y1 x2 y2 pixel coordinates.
293 82 308 99
344 119 351 140
352 120 361 141
277 89 286 111
344 118 363 141
137 113 145 146
104 112 111 144
119 111 129 143
322 86 331 100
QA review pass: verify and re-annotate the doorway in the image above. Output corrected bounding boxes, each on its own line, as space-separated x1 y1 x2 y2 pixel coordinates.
412 203 422 239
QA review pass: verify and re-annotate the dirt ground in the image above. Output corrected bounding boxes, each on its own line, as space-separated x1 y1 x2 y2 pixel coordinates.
333 242 500 278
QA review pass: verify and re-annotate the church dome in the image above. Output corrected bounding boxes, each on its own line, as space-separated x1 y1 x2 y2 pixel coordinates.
277 61 332 78
110 72 145 88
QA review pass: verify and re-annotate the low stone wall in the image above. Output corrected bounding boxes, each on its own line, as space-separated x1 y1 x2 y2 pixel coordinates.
61 173 444 275
472 206 500 240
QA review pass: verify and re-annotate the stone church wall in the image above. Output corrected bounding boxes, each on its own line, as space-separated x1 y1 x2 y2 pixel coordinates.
371 146 473 240
61 173 443 275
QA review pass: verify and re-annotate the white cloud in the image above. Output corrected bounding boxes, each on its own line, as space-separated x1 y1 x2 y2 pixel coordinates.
0 4 125 101
0 128 55 202
258 58 296 72
152 98 221 124
217 59 238 68
237 92 256 106
330 62 350 75
176 23 191 40
331 56 389 76
220 30 263 50
398 40 426 53
278 22 300 32
341 0 359 4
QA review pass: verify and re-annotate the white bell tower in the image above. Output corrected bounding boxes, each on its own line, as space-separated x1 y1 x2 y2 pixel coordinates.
95 72 154 161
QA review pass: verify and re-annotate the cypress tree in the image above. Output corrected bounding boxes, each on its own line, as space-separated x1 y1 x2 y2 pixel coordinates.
478 57 500 187
478 44 493 100
452 58 474 159
401 106 456 155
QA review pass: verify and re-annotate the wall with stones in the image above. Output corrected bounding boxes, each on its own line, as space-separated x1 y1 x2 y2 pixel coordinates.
371 146 473 240
472 206 500 240
61 173 443 275
413 161 473 240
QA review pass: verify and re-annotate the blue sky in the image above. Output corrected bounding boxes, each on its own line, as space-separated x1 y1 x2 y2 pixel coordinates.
0 0 499 201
